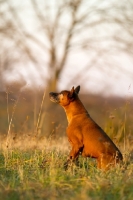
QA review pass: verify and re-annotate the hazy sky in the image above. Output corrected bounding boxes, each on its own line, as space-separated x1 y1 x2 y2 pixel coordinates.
1 0 133 97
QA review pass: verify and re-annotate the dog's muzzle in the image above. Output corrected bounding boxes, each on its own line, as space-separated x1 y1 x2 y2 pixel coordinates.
49 92 60 103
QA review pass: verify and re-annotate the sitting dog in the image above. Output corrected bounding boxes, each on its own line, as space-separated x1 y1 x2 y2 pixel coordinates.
49 86 123 170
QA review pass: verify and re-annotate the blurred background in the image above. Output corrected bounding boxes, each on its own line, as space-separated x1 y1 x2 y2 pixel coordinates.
0 0 133 149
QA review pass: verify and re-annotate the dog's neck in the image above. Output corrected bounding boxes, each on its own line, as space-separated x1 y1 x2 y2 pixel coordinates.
63 98 88 124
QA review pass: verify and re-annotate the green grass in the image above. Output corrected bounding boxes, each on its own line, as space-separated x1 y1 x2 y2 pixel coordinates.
0 148 133 200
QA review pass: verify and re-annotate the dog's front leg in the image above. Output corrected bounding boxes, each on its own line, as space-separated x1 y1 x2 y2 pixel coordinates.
64 144 83 170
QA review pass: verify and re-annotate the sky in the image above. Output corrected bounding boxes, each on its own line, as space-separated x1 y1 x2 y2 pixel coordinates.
1 0 133 97
3 49 133 97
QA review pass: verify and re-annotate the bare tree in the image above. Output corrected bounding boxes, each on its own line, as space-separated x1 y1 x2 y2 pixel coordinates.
0 0 133 92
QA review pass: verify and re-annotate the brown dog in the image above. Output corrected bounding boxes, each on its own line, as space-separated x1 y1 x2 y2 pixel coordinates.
49 86 123 170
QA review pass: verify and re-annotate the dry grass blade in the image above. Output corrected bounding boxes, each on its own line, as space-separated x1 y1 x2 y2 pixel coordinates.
36 88 46 135
6 93 21 149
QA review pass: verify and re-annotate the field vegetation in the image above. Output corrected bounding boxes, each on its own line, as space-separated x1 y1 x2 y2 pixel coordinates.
0 89 133 199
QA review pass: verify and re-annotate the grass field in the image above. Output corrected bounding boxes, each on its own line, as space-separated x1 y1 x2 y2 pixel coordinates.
0 91 133 199
0 145 133 200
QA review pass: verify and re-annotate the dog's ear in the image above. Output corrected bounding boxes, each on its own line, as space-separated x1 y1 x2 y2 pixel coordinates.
69 86 75 98
69 86 80 99
75 85 80 94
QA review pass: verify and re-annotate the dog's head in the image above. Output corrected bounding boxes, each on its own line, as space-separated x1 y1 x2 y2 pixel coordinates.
49 85 80 106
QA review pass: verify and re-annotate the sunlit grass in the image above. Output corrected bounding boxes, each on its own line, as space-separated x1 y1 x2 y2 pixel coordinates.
0 142 133 200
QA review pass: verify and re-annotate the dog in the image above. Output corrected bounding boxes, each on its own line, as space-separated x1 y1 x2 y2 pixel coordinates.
49 86 123 170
